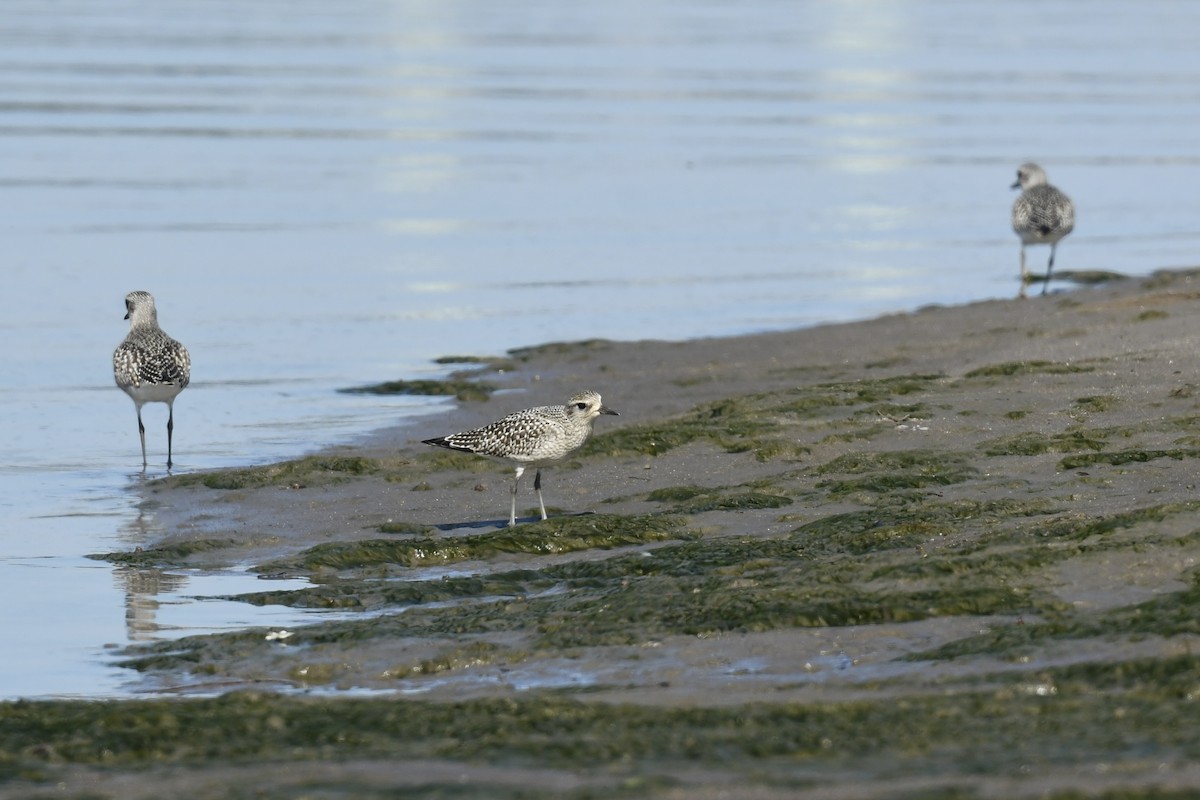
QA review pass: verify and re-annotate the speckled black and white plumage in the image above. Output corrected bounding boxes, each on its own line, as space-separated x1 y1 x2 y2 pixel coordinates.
1011 163 1075 295
113 291 191 470
423 390 619 526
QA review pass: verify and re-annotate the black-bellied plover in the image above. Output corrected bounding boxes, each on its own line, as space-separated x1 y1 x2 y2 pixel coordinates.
1011 162 1075 296
422 390 619 527
113 291 191 470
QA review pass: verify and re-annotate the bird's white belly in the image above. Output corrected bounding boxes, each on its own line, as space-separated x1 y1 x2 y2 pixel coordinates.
1019 231 1066 246
120 382 184 404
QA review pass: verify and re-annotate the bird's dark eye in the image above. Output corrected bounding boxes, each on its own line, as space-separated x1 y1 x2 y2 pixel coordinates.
576 402 587 410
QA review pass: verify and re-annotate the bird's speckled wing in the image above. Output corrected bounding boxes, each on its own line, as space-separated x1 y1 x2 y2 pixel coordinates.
425 404 588 463
1013 185 1074 240
113 333 191 390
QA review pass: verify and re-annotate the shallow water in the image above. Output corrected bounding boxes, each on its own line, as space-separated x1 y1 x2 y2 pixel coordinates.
2 0 1200 699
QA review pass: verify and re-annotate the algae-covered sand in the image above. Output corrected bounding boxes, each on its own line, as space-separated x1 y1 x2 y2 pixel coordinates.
6 271 1200 798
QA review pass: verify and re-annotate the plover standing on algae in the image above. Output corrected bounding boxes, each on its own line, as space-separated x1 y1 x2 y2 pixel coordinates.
1011 162 1075 296
113 291 191 470
422 390 619 527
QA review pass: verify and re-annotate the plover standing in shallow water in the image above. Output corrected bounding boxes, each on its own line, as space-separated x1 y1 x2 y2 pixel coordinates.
113 291 191 470
1011 162 1075 296
422 390 619 527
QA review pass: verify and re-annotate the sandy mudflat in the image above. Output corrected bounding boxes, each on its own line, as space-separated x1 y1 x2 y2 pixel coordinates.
17 269 1200 799
139 268 1200 582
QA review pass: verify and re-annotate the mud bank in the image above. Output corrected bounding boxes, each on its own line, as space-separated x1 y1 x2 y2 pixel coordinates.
6 270 1200 799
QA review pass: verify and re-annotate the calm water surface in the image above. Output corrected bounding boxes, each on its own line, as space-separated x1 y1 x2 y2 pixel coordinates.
3 0 1200 698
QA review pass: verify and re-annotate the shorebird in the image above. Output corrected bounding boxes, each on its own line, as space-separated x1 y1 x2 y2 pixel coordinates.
113 291 191 470
422 390 619 526
1011 162 1075 296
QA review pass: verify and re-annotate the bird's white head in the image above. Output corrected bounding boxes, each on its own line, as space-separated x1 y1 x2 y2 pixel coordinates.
1012 163 1048 191
566 390 619 421
124 291 159 326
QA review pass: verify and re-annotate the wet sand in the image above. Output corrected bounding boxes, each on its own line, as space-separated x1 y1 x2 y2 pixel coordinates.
7 269 1200 798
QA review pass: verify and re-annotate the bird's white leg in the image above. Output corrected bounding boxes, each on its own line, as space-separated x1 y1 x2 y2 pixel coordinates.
136 403 148 470
510 466 525 527
1019 244 1030 298
534 469 548 520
